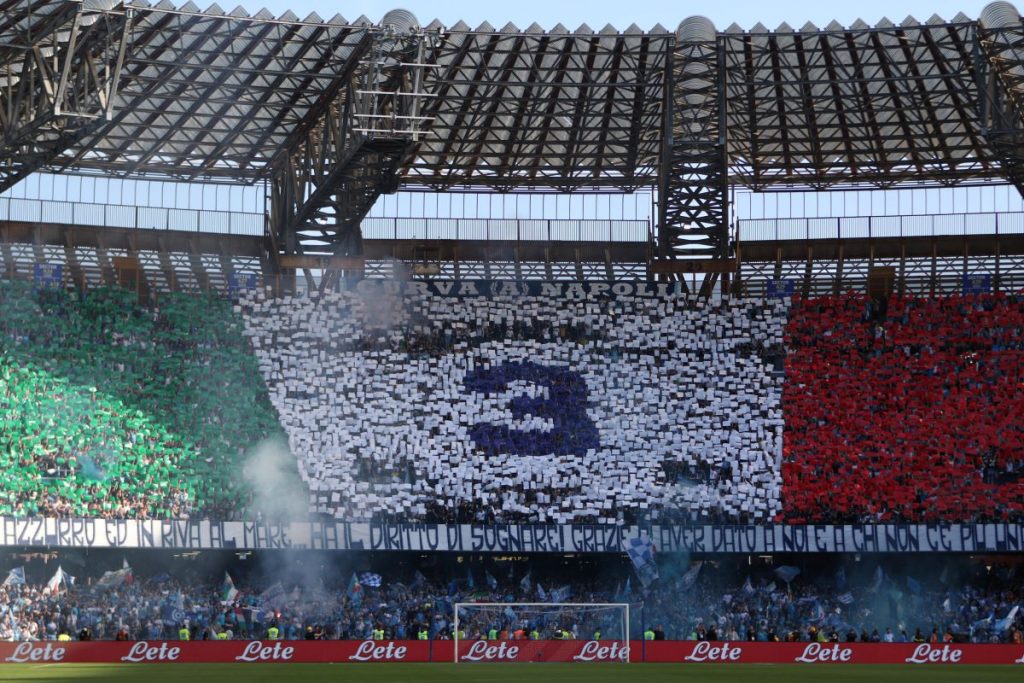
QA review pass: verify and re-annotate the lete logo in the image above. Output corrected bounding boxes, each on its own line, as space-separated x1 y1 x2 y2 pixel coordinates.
794 642 853 663
572 640 629 662
235 641 295 662
905 644 963 664
347 641 409 661
684 641 742 662
461 640 520 662
4 642 66 663
120 641 181 662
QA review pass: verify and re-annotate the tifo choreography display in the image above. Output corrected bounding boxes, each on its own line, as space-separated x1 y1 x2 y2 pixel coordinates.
1 279 1023 524
238 283 787 524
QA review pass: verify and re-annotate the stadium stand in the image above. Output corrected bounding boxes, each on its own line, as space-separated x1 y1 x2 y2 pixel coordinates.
238 287 788 524
784 293 1024 523
0 280 291 518
1 558 1020 644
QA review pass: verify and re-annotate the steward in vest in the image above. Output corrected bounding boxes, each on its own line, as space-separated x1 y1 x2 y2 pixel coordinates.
593 630 601 640
267 624 280 640
643 627 655 640
179 625 190 641
529 629 540 640
372 627 385 640
216 630 228 640
418 627 429 640
57 633 72 642
488 627 498 640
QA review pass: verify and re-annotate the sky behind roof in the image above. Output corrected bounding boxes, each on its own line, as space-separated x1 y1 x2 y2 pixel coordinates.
238 0 994 31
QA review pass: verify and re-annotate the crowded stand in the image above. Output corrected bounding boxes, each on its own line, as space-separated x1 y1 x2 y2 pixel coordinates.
0 556 1019 645
784 293 1024 523
238 286 787 524
0 281 288 520
1 278 1023 525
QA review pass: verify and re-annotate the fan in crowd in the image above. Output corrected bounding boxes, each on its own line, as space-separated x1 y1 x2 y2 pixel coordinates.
0 563 1019 645
0 281 290 520
784 293 1024 523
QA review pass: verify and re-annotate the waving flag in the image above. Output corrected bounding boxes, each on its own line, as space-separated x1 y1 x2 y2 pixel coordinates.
485 572 498 591
359 572 382 588
2 567 25 587
518 570 531 594
221 572 239 603
625 536 659 587
347 573 362 603
995 605 1020 632
680 562 703 591
259 582 286 608
773 566 801 585
96 559 133 589
45 566 73 593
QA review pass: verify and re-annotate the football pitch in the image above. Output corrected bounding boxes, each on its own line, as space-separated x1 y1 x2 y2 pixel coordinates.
0 664 1021 682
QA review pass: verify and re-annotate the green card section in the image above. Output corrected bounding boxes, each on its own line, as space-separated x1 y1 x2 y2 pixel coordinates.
0 281 299 519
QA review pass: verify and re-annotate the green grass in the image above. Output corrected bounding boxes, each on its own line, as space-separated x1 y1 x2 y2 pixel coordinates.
0 664 1020 683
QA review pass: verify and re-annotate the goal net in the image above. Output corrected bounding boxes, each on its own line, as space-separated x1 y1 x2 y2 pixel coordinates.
453 602 630 663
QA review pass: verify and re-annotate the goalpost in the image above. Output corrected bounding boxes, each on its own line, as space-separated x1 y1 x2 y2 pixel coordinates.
453 602 630 663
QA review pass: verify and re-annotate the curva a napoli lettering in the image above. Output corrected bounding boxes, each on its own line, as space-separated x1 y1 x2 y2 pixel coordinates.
464 361 599 457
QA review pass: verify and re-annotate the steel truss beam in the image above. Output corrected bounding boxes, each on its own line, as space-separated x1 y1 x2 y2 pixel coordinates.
0 5 131 192
657 33 729 271
977 21 1024 196
268 28 439 267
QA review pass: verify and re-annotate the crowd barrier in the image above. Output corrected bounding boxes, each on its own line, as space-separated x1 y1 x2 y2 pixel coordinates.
1 640 1022 664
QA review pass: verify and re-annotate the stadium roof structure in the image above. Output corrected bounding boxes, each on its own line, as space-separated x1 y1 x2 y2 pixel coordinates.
4 0 1024 264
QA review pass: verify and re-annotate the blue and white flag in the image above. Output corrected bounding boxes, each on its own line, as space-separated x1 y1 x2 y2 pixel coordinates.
518 570 531 593
260 582 286 607
868 566 884 592
994 605 1019 632
359 572 382 588
625 536 659 587
741 577 755 596
550 585 572 602
485 572 498 591
2 567 26 587
536 583 548 601
773 565 801 585
680 561 703 591
836 592 854 605
412 570 427 588
906 576 921 596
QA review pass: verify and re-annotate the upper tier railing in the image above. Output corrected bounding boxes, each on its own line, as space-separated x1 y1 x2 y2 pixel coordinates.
739 212 1024 242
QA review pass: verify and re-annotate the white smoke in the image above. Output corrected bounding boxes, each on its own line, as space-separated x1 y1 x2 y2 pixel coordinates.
242 437 308 521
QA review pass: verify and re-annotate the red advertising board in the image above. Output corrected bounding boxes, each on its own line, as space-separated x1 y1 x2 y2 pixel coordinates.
0 640 1021 664
643 640 1024 665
